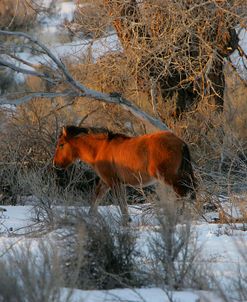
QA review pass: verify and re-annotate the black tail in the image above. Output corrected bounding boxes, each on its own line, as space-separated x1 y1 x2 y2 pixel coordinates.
179 144 197 199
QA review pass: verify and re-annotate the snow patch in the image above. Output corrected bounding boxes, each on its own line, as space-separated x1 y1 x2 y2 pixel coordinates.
62 287 200 302
230 28 247 80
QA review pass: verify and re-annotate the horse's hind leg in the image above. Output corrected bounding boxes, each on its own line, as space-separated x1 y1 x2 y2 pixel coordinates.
154 164 195 199
118 190 130 225
89 179 109 215
172 177 196 200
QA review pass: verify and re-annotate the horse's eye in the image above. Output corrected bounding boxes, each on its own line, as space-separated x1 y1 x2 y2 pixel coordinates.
59 144 64 149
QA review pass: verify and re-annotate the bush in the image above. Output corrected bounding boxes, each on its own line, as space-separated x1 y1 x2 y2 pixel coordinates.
59 209 141 290
0 241 72 302
0 96 95 203
11 170 143 290
148 187 208 290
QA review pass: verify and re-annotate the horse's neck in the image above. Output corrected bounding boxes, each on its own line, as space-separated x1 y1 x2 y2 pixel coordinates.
75 135 105 164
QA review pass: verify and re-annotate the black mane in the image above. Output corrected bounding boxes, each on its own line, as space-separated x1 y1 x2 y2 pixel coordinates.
63 126 129 140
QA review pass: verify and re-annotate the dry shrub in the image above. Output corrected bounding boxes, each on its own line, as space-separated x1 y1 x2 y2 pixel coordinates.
148 186 208 291
24 55 144 135
0 0 37 30
177 102 246 195
88 52 161 116
67 52 132 98
0 99 57 165
0 161 26 205
86 53 131 95
22 178 141 291
0 99 100 205
61 210 140 290
68 0 110 39
0 89 89 167
0 94 92 201
217 193 247 225
17 163 98 224
0 241 71 302
13 171 142 291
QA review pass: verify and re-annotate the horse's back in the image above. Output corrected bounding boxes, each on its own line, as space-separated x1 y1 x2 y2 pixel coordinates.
100 130 183 166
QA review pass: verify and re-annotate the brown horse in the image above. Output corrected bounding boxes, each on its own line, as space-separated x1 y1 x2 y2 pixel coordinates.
53 126 196 221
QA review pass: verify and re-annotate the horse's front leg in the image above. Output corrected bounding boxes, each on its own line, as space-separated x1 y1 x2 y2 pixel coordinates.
118 188 131 225
89 179 110 216
111 184 131 225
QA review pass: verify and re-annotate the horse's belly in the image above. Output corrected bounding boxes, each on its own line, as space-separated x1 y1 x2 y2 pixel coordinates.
119 171 156 187
141 178 157 187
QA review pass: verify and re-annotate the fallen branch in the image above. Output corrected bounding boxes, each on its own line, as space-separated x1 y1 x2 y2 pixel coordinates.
0 30 169 130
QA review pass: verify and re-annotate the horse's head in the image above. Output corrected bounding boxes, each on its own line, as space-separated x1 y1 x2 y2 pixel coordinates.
53 126 78 169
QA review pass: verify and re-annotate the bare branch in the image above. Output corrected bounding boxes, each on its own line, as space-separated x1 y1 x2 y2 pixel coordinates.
0 30 169 130
6 53 38 69
86 92 169 130
0 30 83 91
0 91 76 106
0 57 56 84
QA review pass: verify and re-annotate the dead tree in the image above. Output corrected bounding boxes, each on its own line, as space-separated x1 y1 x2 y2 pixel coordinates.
103 0 244 116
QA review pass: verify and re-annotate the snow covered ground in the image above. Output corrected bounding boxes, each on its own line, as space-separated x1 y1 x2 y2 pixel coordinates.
1 201 247 302
61 287 204 302
230 27 247 80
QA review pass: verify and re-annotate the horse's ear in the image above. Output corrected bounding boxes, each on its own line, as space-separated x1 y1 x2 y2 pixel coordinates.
62 126 67 137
